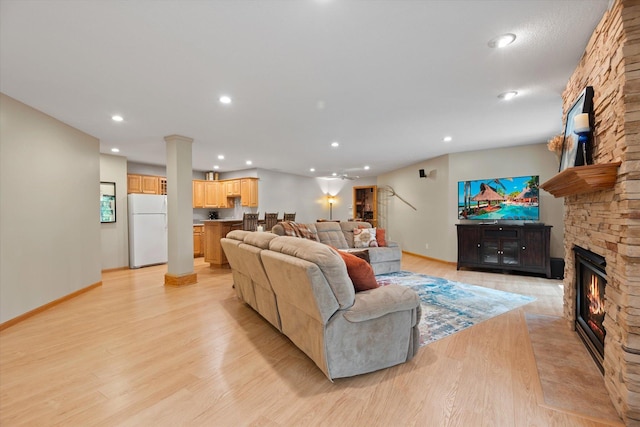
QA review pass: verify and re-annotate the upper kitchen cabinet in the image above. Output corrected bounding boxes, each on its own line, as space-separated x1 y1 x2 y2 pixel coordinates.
203 181 219 208
193 180 221 208
128 174 142 194
193 180 205 208
128 174 165 195
226 179 241 197
241 178 258 207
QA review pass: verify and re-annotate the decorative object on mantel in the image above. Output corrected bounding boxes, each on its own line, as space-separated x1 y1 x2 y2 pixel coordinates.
540 162 621 198
573 112 591 167
559 86 594 172
547 134 564 163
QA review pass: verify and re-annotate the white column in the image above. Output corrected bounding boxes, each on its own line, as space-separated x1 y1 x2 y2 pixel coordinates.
164 134 197 286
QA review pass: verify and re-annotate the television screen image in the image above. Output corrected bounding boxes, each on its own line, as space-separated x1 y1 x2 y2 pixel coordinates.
458 175 540 221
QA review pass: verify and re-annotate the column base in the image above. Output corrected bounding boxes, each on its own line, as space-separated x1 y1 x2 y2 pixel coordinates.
164 272 197 287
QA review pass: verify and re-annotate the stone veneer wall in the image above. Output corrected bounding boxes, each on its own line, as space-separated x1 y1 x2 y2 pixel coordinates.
561 0 640 423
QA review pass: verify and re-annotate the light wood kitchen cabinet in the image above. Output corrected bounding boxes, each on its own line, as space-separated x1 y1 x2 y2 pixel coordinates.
141 175 160 194
193 177 257 208
193 180 219 208
204 220 242 267
193 225 204 257
159 178 167 195
227 179 241 197
203 181 219 208
128 174 142 194
240 178 258 207
218 183 230 208
128 174 165 195
193 180 205 208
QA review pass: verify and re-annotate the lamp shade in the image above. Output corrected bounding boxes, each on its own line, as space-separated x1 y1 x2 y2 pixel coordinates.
574 113 590 134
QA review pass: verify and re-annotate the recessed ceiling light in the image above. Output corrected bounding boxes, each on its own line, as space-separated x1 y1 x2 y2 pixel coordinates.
364 165 370 170
217 154 224 160
112 115 123 122
310 168 316 172
443 136 452 142
219 95 232 104
488 33 516 49
331 141 339 147
110 148 120 153
246 160 252 165
213 165 219 170
498 91 518 101
332 172 337 176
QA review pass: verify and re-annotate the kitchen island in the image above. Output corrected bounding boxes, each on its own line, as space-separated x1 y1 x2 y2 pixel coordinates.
203 219 242 268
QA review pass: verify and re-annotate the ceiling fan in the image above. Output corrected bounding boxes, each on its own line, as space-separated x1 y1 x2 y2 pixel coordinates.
338 173 359 180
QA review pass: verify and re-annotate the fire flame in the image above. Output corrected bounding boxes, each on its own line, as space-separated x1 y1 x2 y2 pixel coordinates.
588 275 604 315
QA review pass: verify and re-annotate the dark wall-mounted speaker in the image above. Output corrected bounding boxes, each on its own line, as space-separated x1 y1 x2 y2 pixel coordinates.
419 169 426 178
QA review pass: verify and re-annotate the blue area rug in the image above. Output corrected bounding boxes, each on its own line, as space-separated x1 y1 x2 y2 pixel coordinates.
376 271 536 346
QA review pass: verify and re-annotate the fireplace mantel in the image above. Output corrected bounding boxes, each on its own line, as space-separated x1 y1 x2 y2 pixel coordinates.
540 162 621 198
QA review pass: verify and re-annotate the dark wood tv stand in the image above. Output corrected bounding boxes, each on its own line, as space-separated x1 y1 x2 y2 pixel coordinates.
456 223 552 278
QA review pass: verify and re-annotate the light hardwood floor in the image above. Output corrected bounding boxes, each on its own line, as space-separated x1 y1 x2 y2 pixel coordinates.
0 254 623 426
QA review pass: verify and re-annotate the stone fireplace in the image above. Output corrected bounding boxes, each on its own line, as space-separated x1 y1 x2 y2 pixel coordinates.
558 0 640 424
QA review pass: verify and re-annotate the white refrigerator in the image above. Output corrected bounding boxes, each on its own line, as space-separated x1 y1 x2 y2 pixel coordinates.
128 194 168 268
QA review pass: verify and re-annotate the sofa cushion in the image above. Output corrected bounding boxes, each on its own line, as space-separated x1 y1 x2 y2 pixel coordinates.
340 221 372 248
367 245 402 263
226 229 253 241
353 227 379 248
269 236 355 309
314 222 349 249
334 249 379 292
243 230 279 249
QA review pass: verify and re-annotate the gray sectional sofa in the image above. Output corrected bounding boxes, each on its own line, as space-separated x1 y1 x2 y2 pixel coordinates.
220 230 421 380
271 221 402 275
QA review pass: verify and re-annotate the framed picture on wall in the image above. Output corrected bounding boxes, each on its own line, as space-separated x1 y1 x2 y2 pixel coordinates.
559 86 594 172
100 182 116 223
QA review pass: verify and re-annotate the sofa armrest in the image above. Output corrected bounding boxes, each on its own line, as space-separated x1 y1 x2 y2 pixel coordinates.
342 285 419 323
385 241 399 248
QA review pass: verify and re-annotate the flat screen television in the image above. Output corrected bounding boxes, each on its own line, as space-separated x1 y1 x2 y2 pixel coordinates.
458 175 540 221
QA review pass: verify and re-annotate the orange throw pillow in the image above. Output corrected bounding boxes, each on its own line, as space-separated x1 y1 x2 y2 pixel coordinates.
376 228 387 247
335 250 379 292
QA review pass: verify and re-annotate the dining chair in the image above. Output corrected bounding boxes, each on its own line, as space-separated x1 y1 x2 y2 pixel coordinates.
283 212 296 222
242 212 260 231
264 212 279 231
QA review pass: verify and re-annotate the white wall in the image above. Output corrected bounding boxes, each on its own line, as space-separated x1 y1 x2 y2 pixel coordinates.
255 169 327 223
378 154 451 258
379 143 564 263
0 93 102 323
100 154 128 269
253 170 378 223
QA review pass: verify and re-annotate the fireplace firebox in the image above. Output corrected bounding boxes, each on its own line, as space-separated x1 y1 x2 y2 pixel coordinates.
573 245 606 373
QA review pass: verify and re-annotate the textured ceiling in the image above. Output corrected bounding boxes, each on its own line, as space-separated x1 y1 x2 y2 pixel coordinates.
0 0 611 178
